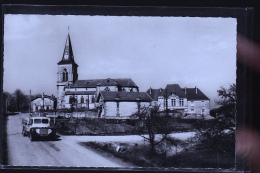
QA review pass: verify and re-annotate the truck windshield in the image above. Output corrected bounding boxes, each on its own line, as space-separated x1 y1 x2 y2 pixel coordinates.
34 119 41 124
42 119 49 124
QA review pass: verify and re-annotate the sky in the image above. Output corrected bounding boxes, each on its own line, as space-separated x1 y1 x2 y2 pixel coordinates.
3 14 237 108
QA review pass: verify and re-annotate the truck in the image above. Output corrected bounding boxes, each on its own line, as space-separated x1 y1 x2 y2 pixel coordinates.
22 117 56 141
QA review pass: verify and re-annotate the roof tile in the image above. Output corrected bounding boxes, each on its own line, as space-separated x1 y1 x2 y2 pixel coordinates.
182 88 210 100
164 84 187 98
71 78 138 88
100 91 152 102
146 88 164 101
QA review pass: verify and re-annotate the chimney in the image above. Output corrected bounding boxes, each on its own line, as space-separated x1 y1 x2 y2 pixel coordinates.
150 87 152 94
195 86 198 94
160 88 162 93
184 87 187 95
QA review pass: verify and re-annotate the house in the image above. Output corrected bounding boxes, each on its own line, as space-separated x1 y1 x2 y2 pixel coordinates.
97 91 152 118
182 87 210 116
147 84 210 117
146 87 164 107
31 95 57 112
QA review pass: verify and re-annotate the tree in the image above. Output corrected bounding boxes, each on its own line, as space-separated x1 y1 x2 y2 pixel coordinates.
216 84 236 106
195 84 236 167
132 105 173 153
13 89 27 111
4 90 29 112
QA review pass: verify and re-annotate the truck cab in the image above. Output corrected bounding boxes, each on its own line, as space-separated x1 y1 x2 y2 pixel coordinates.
22 117 56 141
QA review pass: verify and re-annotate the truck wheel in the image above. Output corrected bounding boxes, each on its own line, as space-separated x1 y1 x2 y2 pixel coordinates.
22 128 26 136
29 133 34 141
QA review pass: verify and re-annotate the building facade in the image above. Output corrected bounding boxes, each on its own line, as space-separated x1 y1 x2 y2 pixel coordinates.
147 84 210 116
31 95 57 112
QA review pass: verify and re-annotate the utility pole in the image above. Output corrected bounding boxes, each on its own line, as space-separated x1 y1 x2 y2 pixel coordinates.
29 89 31 114
42 92 45 116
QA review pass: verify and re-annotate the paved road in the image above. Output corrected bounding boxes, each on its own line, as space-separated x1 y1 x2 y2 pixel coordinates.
6 113 132 167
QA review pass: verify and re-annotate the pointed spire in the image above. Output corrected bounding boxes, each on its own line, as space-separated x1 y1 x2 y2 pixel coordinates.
58 29 78 66
62 32 74 61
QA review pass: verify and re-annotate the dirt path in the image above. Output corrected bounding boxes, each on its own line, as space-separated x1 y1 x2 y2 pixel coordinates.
6 113 133 167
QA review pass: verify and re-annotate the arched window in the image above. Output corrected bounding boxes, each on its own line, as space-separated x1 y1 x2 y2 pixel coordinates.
81 96 84 103
104 87 110 91
63 69 68 81
69 96 73 104
179 99 184 106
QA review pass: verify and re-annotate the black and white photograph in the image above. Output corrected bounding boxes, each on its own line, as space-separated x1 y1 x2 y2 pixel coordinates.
2 5 241 170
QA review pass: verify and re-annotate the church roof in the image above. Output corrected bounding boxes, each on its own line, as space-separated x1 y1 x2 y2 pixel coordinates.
57 33 78 66
71 78 138 88
65 91 96 95
182 88 210 100
163 84 187 98
112 78 138 87
99 91 152 102
146 88 164 101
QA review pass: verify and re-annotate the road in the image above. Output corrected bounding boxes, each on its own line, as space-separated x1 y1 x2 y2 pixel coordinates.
6 113 133 167
6 113 195 167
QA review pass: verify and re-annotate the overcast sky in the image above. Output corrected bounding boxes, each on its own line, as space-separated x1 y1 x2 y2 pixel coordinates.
3 14 237 107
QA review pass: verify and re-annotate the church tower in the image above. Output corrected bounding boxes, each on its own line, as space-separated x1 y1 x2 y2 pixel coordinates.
57 31 78 109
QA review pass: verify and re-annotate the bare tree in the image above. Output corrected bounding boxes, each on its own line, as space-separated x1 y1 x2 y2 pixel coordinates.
132 105 173 153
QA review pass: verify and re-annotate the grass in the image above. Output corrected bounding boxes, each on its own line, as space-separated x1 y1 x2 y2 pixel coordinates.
81 141 162 167
163 144 235 168
54 118 197 135
80 141 235 169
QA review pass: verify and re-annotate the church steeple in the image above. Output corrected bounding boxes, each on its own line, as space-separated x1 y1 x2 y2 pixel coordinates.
57 29 78 66
63 33 74 60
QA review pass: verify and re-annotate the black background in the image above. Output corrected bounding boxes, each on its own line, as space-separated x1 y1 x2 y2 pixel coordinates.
0 0 259 173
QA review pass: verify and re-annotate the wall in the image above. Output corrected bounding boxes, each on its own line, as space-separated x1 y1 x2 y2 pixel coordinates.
66 88 96 92
120 87 138 92
103 101 150 118
187 100 210 115
63 94 96 109
57 86 65 109
57 64 76 84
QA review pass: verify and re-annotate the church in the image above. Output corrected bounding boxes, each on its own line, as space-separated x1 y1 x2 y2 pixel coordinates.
56 32 210 119
56 32 152 118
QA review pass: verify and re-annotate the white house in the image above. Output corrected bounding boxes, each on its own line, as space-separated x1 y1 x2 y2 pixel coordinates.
182 87 210 116
147 84 210 116
31 95 56 112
